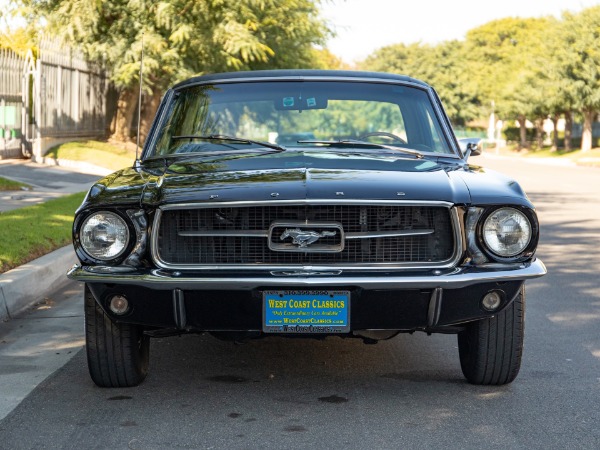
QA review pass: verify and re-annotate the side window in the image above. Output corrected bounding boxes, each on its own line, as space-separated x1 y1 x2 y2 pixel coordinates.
425 109 446 151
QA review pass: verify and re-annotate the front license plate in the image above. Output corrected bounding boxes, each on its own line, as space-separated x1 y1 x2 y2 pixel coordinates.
263 290 350 334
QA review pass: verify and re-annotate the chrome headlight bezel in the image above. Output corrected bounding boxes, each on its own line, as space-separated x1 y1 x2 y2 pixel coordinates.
477 206 539 263
76 210 132 264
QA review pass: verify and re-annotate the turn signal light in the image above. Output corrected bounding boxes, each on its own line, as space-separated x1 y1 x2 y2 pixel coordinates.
481 291 502 311
109 295 129 315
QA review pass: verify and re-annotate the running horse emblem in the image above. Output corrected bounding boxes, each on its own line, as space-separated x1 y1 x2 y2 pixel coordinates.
280 228 337 248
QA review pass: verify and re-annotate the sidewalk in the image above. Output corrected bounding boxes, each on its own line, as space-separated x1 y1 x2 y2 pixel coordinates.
481 148 600 168
0 159 102 212
0 278 84 421
0 159 106 321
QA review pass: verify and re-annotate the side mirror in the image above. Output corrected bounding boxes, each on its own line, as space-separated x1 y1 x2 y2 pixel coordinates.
458 138 482 159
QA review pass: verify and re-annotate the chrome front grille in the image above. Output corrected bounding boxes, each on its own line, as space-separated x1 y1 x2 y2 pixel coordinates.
153 202 458 269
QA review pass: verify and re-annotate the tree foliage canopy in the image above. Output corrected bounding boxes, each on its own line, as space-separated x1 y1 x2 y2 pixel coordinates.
361 9 600 150
554 6 600 113
7 1 600 149
20 0 330 91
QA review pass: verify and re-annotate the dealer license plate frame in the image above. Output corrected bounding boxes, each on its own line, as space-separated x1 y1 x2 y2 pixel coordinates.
262 290 350 334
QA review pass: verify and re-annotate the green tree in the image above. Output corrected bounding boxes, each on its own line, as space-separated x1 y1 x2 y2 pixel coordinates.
310 48 348 70
21 0 329 143
0 2 36 55
551 6 600 151
536 22 577 151
464 17 553 149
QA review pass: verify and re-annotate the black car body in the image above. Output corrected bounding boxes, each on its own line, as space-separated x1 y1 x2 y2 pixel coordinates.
67 70 546 387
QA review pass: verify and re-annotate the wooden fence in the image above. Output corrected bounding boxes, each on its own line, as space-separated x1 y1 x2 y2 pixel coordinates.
37 37 107 139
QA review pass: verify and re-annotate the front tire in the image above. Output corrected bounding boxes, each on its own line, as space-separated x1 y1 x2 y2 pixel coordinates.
84 285 149 387
458 286 525 385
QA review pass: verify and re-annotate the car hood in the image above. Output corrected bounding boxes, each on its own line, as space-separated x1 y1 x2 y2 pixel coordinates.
81 151 532 209
138 150 471 205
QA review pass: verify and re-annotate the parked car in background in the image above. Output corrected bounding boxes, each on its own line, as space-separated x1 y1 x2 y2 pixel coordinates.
68 70 546 387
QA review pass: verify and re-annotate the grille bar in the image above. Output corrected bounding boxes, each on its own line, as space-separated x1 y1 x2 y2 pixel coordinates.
179 230 268 237
346 229 434 239
178 229 434 239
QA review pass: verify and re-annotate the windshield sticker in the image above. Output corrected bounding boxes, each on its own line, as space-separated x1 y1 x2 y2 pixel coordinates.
283 97 295 107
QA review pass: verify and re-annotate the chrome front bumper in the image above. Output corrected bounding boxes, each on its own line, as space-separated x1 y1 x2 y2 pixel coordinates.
67 259 546 290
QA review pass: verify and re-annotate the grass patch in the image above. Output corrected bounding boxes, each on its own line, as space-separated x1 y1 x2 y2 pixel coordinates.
0 176 31 191
46 140 136 172
0 192 86 274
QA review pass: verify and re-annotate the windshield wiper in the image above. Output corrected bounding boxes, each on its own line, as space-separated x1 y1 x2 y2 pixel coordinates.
297 139 423 159
172 134 286 152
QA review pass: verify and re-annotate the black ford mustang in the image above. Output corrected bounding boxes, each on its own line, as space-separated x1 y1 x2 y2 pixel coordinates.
67 70 546 387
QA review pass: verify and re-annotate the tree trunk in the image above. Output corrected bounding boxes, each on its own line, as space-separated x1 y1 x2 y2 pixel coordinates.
535 118 544 149
581 109 595 152
111 86 139 142
564 111 572 151
551 113 559 152
139 89 163 146
517 114 527 150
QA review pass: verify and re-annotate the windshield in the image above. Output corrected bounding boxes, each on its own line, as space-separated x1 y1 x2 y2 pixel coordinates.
149 80 454 158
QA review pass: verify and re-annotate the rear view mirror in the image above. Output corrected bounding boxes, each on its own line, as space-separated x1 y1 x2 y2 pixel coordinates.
458 138 482 159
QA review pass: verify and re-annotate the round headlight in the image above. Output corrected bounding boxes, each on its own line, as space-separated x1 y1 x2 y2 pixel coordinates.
482 207 532 258
80 212 130 261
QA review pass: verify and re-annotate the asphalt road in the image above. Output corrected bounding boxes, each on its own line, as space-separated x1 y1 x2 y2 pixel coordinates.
0 154 599 449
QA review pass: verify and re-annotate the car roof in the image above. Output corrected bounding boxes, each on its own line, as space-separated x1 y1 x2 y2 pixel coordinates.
172 69 431 90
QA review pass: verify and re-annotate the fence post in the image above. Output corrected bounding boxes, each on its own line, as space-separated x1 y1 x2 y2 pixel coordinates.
33 58 42 158
74 68 80 129
57 65 62 132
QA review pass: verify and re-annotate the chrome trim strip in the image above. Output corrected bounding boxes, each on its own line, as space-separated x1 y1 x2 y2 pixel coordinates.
426 86 461 156
346 229 433 239
67 259 547 291
270 270 343 276
158 199 454 210
143 89 175 160
150 201 463 271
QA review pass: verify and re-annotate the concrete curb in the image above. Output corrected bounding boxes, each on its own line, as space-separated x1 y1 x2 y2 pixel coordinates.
0 246 77 321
